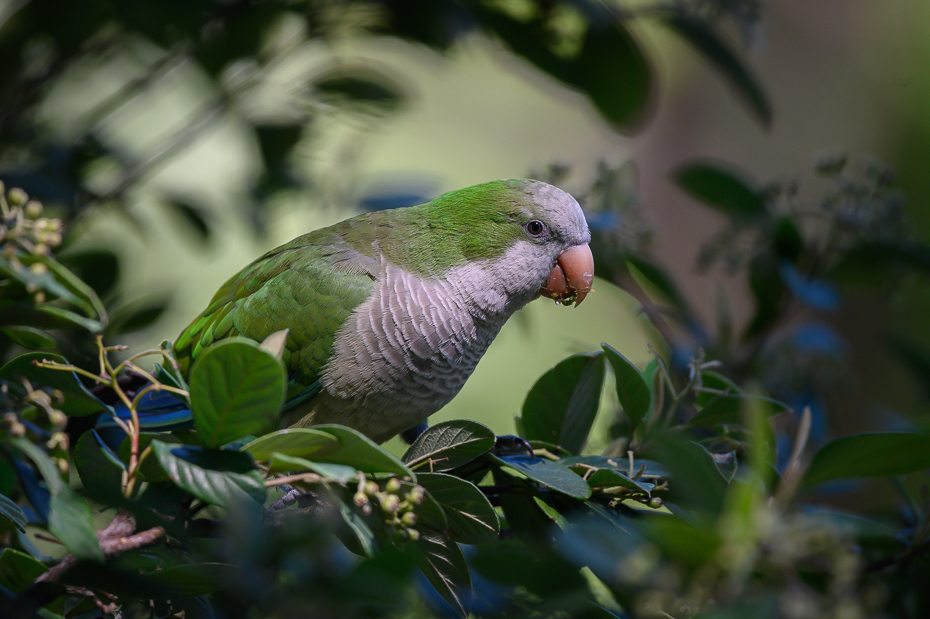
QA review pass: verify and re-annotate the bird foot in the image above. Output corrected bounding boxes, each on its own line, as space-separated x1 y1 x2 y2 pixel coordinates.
493 434 535 459
267 486 317 512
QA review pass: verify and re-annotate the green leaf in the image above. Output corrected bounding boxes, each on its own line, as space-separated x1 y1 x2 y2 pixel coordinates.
417 473 500 544
135 562 229 598
661 15 771 127
643 433 727 517
48 486 103 561
240 428 339 461
328 488 376 557
491 455 592 500
0 493 27 533
521 352 605 455
696 371 740 406
409 531 472 617
687 394 788 427
602 344 652 430
267 452 357 483
150 440 265 506
190 339 287 447
311 425 414 477
562 454 671 481
587 468 653 495
0 352 108 416
1 326 55 349
35 304 104 333
802 432 930 489
74 431 125 502
12 436 64 493
402 420 496 472
0 548 47 592
674 162 765 218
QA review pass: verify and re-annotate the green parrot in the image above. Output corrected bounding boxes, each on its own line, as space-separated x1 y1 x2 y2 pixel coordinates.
124 179 594 444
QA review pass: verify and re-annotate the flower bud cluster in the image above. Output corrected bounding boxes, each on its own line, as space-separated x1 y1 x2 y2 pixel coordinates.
353 474 426 543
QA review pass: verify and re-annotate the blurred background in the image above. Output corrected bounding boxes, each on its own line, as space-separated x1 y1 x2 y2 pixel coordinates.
1 0 928 454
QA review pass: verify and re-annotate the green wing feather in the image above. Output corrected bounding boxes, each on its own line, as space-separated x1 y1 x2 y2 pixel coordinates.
173 225 379 405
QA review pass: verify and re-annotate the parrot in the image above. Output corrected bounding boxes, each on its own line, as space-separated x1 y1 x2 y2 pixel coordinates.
102 179 594 445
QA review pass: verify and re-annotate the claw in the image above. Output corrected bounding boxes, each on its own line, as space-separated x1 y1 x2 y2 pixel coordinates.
493 434 535 459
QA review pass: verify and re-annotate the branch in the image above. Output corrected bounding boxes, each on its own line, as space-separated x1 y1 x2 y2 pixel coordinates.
33 512 165 585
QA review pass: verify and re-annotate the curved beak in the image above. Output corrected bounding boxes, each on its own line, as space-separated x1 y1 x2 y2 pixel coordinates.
540 243 595 307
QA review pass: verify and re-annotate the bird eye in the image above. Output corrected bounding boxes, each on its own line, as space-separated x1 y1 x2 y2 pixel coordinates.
524 220 547 238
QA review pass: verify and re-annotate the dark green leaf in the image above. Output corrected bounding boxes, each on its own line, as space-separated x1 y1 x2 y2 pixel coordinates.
687 394 788 427
150 440 265 506
802 432 930 489
0 548 47 592
314 71 404 111
0 493 27 533
0 352 108 416
12 436 65 493
562 455 671 481
674 161 765 218
105 298 170 336
521 352 605 455
1 326 55 349
311 425 414 477
409 531 471 617
35 305 104 332
626 256 691 311
643 433 727 517
190 339 287 447
474 7 652 131
328 488 376 557
417 472 499 544
74 431 125 502
48 486 103 561
402 419 496 472
135 562 229 598
241 428 339 460
587 468 652 495
119 433 182 483
696 371 740 406
164 198 211 242
602 344 652 430
661 15 771 127
491 455 592 500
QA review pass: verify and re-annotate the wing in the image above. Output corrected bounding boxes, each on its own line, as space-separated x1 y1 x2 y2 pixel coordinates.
174 227 379 404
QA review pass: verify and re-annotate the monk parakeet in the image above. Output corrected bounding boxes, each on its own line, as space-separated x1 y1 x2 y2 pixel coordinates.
109 179 593 444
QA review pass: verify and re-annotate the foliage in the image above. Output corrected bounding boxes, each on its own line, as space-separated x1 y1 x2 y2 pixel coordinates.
2 2 930 619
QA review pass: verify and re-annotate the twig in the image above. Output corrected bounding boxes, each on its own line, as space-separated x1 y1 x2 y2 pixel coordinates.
33 512 164 585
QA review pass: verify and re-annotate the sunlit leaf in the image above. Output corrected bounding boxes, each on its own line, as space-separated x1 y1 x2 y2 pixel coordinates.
311 425 414 477
403 419 495 472
190 339 286 447
241 428 339 461
491 454 592 500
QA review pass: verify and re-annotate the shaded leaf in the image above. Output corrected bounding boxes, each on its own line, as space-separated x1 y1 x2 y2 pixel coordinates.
105 298 170 335
119 433 182 483
474 6 652 132
521 352 605 454
802 432 930 489
190 339 287 447
0 352 108 416
267 452 357 483
311 425 414 477
49 486 103 561
602 344 651 430
1 326 55 349
687 394 788 427
587 468 653 495
491 454 592 500
135 562 229 598
0 493 27 533
241 428 338 461
164 198 211 242
74 430 125 502
417 472 499 544
662 15 771 127
151 440 265 506
0 548 47 592
409 531 471 617
403 419 495 472
643 433 727 517
674 161 765 218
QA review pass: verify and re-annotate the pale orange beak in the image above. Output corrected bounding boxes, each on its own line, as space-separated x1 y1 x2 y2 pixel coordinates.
540 243 595 306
